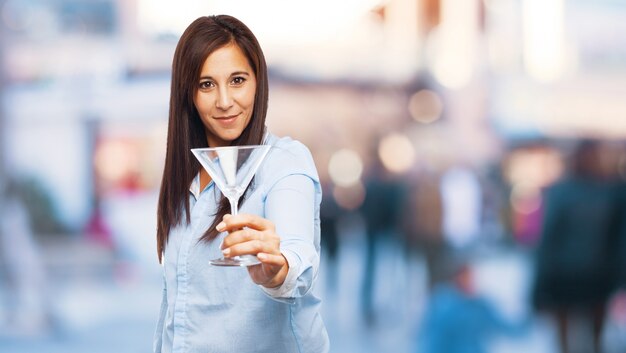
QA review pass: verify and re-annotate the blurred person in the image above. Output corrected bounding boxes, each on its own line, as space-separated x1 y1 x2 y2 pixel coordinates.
611 143 626 292
320 180 341 293
0 178 55 336
401 170 447 288
83 183 114 251
358 150 406 325
440 164 483 250
531 139 622 353
154 15 329 353
415 253 529 353
606 145 626 351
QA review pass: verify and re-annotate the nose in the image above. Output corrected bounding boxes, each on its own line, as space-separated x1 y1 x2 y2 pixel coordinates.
216 86 233 110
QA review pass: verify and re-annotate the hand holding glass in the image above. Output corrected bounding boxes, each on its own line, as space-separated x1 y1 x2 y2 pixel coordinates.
191 145 271 267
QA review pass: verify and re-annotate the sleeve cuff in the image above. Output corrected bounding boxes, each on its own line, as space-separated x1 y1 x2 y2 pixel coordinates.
259 249 301 303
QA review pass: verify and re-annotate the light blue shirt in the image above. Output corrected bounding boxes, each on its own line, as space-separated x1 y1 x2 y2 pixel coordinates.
154 133 330 353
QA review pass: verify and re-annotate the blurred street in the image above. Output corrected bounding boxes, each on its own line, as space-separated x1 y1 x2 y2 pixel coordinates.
2 218 626 352
0 236 160 353
0 231 519 353
3 223 623 353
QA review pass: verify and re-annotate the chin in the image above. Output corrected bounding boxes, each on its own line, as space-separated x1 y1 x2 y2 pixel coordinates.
220 133 242 144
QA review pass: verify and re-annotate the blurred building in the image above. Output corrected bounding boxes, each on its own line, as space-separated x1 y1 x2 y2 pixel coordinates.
0 0 624 258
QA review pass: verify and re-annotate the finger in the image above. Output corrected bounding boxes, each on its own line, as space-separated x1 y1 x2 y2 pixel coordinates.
221 227 265 249
257 252 287 267
222 239 277 258
218 213 274 232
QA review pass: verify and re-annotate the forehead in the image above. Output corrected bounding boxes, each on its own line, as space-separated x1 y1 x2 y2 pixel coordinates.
200 43 253 76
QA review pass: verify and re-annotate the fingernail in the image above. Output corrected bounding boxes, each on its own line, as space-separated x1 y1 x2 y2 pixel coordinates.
257 253 266 260
222 248 230 257
216 222 225 231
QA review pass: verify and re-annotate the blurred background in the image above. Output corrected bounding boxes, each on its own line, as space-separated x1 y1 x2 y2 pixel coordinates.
1 0 626 352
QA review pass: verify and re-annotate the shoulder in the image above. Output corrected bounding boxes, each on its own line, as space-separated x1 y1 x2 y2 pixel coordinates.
265 134 318 174
257 133 320 186
268 134 313 158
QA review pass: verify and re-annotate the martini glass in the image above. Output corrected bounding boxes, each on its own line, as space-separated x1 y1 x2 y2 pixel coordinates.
191 144 271 267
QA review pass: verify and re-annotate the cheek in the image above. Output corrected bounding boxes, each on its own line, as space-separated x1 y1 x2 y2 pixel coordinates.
194 96 207 113
244 83 257 109
244 91 256 111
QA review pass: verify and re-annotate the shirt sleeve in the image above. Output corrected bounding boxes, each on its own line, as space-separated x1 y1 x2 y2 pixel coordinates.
260 173 319 302
153 271 167 353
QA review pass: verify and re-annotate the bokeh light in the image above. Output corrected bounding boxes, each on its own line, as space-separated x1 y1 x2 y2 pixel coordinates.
504 147 563 189
378 133 415 174
522 0 569 82
428 0 480 89
94 140 138 183
408 89 443 124
328 148 363 187
510 182 542 215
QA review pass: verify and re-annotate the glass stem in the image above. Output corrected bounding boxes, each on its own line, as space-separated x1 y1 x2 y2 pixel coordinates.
229 197 238 216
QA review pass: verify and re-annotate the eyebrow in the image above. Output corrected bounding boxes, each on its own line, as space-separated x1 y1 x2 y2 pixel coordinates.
199 71 251 80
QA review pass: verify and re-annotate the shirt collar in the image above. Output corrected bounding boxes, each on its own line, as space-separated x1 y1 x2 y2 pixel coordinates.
189 173 201 200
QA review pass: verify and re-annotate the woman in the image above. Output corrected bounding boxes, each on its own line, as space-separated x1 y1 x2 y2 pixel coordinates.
154 15 329 353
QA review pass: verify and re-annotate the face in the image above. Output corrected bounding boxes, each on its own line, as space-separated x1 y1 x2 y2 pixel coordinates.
194 43 257 147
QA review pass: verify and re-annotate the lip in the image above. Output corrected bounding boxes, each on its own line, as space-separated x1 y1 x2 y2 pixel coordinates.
214 114 238 119
213 114 239 124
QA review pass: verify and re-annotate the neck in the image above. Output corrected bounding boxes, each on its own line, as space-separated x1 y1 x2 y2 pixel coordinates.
199 169 212 192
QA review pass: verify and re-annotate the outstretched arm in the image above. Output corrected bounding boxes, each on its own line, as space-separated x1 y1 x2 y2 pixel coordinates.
218 173 319 298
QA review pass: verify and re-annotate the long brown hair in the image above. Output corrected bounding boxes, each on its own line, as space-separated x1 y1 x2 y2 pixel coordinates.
156 15 269 262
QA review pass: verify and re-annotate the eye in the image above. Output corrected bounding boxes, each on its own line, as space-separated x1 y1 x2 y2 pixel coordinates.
199 81 214 90
231 76 246 85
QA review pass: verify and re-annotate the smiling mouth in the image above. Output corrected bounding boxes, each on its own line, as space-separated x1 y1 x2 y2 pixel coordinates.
214 114 239 120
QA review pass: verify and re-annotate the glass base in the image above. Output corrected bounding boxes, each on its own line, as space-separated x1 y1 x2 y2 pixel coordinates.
209 255 261 267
